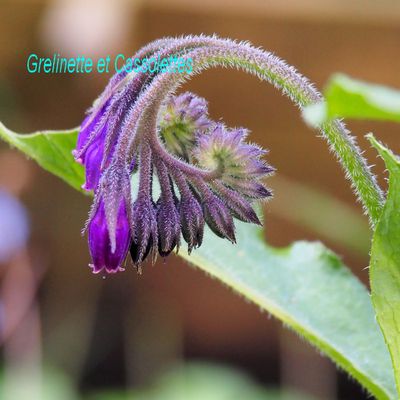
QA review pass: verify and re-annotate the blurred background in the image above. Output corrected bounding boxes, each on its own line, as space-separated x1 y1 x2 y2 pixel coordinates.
1 0 400 399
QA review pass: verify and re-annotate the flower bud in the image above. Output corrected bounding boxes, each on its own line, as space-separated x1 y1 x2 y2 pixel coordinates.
194 125 271 180
212 181 261 225
157 196 181 257
179 192 204 253
202 192 236 243
130 198 158 265
159 92 212 160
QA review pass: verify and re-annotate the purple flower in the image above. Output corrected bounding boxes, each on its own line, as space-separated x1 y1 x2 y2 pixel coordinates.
88 199 130 274
76 36 275 274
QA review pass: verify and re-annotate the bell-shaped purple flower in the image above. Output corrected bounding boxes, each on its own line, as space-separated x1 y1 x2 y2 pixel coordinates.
88 199 130 274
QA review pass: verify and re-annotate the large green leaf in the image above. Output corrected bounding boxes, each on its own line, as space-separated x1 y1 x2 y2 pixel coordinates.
186 226 396 399
303 74 400 126
0 122 396 399
369 134 400 396
0 122 84 193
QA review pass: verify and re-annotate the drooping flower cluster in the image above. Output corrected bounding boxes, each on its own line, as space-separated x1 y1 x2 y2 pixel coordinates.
73 36 275 274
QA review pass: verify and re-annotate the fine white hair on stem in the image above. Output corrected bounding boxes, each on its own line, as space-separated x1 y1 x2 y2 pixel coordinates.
108 36 383 227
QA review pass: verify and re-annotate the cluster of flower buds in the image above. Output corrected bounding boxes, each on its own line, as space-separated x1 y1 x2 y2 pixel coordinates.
73 36 274 274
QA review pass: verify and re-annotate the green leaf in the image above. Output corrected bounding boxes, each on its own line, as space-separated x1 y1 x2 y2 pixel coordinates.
0 123 396 399
303 74 400 126
0 368 80 400
90 362 316 400
185 225 396 399
0 122 84 193
369 134 400 397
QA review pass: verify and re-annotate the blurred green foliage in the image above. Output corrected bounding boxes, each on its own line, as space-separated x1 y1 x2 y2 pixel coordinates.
0 363 314 400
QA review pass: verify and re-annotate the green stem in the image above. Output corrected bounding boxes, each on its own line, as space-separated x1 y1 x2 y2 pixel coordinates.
200 49 385 226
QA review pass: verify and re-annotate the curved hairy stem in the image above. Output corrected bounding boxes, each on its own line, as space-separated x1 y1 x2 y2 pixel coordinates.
123 38 384 226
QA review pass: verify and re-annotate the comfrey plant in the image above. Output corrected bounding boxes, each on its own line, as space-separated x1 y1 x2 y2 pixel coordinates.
72 35 382 275
75 89 273 273
2 35 400 399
